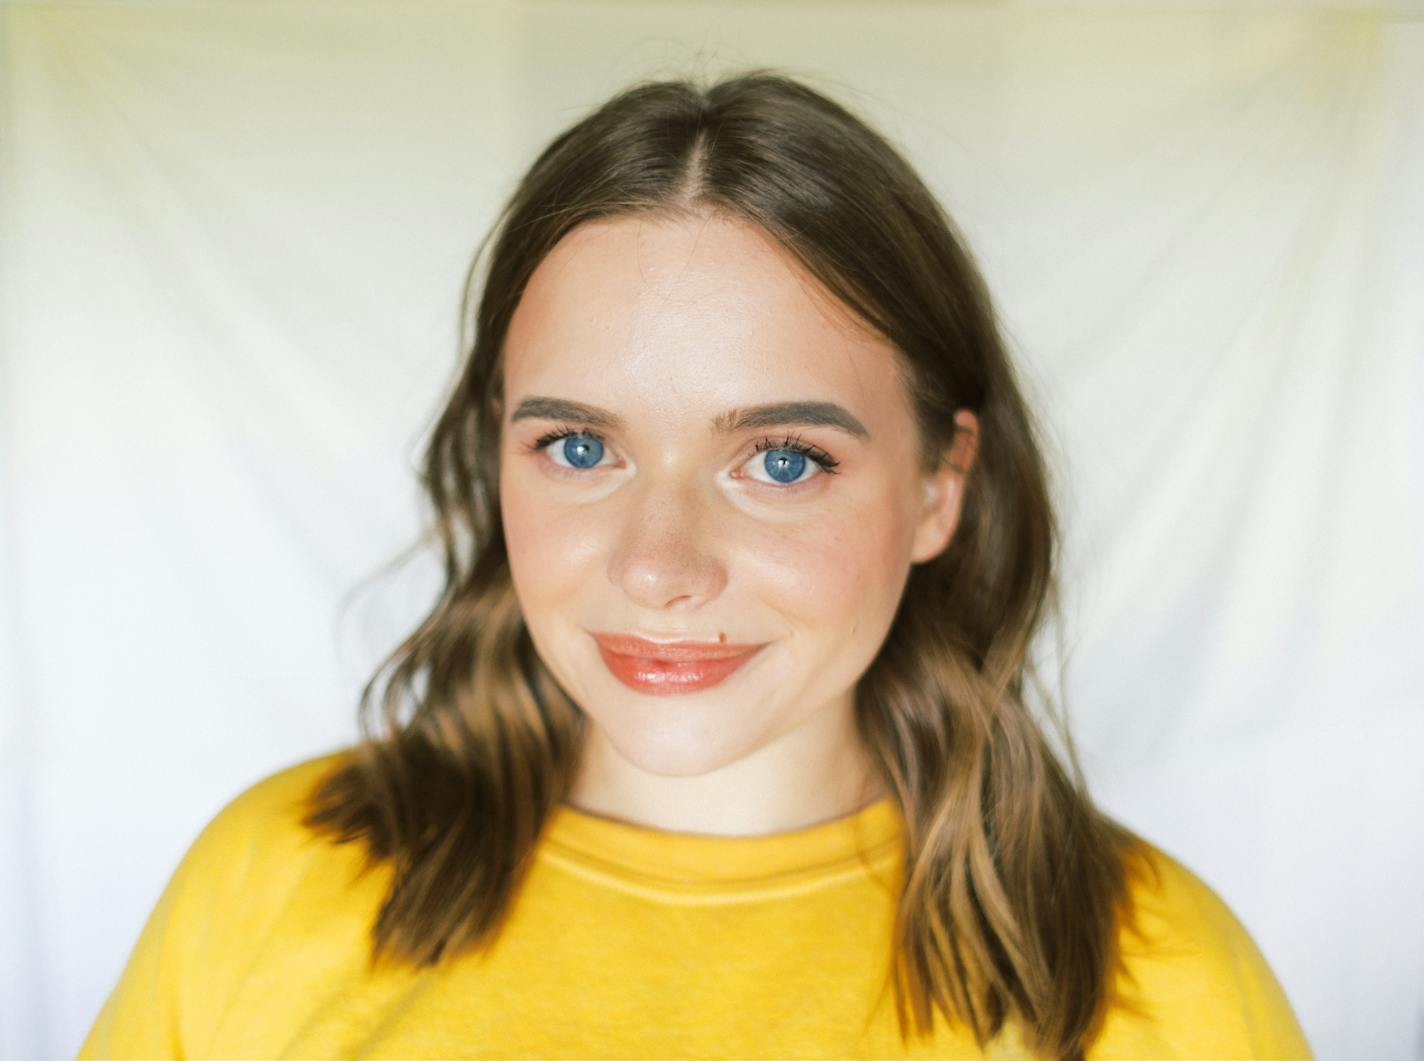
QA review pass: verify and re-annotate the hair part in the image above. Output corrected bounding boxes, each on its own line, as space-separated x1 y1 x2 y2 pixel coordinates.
304 68 1148 1061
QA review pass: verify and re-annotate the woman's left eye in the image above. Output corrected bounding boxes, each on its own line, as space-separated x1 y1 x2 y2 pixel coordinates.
523 427 840 489
743 433 840 487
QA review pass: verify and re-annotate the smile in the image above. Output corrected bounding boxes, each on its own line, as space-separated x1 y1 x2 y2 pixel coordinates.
590 633 767 695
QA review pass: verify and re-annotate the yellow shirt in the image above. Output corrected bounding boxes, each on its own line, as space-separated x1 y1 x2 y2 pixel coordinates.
80 753 1312 1059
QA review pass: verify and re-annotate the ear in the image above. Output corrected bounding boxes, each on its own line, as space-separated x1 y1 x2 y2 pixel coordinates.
909 409 979 565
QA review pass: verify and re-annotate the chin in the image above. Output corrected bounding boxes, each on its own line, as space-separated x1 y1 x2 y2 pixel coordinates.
595 711 761 779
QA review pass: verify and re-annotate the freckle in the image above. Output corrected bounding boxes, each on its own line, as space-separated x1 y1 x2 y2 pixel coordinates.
719 631 727 644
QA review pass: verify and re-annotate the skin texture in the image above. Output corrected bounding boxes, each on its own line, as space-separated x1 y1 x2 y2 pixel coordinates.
498 211 978 836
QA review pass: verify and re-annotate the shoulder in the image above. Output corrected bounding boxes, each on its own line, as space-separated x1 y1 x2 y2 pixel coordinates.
181 750 352 881
1120 838 1259 959
1087 838 1313 1059
79 750 366 1059
168 750 383 978
155 748 370 949
218 749 351 833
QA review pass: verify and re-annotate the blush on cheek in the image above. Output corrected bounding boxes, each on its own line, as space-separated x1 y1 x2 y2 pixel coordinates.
750 522 867 624
502 484 566 597
503 485 613 634
818 506 911 639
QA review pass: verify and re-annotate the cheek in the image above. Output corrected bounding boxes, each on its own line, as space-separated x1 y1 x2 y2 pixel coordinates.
499 468 598 608
745 492 912 639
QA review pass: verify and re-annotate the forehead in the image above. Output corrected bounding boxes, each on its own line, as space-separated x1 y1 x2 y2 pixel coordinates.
502 213 902 426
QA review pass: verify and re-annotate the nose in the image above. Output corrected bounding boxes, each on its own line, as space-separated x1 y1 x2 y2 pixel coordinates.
606 474 729 611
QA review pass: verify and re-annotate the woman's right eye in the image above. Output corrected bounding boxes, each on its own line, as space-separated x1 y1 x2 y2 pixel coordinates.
527 428 611 473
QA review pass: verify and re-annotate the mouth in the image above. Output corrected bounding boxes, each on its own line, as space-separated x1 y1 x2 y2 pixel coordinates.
590 632 768 695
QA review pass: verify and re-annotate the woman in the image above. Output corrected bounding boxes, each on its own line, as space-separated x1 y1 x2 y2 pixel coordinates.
81 70 1311 1060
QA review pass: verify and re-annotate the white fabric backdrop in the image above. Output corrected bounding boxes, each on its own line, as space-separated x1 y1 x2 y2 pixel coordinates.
3 2 1421 1058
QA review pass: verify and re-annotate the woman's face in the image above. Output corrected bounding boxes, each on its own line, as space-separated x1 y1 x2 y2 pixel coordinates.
498 211 976 822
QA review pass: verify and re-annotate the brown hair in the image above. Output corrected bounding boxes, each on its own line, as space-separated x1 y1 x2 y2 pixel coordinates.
305 68 1147 1061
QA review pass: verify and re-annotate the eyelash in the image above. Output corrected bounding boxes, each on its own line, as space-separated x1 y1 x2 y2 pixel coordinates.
522 424 841 486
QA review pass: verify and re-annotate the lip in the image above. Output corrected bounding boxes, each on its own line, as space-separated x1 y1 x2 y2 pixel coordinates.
590 632 766 661
590 632 767 695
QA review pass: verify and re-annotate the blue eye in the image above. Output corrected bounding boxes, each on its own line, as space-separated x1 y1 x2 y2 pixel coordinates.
524 426 839 488
762 449 806 484
747 433 839 487
524 427 611 474
557 433 604 469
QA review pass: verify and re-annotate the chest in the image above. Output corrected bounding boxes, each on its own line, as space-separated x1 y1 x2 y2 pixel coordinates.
200 861 1009 1058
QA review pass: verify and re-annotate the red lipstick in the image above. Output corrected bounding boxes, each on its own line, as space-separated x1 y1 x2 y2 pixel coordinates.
591 632 766 695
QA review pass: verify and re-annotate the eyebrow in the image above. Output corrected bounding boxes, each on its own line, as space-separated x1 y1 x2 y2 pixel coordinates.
509 396 871 441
